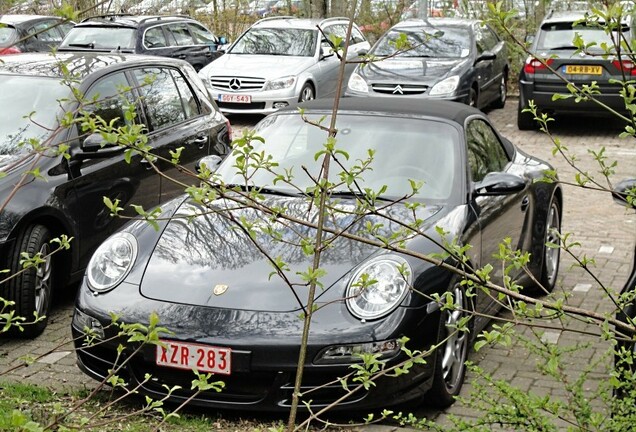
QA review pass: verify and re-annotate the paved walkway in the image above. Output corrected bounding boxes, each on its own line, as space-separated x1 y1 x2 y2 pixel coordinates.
1 99 634 430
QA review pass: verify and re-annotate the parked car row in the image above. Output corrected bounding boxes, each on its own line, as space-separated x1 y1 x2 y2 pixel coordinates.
6 2 632 415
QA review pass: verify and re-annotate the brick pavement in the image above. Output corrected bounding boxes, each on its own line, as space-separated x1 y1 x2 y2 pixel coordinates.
0 99 634 429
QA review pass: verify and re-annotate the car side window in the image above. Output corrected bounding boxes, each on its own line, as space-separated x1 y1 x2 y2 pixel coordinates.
82 72 136 136
323 23 363 47
144 26 168 48
133 67 187 131
170 69 201 118
27 20 63 42
480 25 499 50
351 26 366 44
188 23 217 45
166 23 196 46
466 119 510 182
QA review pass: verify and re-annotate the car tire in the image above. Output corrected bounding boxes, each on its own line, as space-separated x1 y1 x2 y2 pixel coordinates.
491 74 507 109
517 98 536 130
298 83 315 103
528 198 561 296
539 199 561 292
424 279 471 408
5 224 54 338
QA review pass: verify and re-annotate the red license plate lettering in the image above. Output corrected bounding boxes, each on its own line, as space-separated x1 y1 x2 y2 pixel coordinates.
156 340 231 375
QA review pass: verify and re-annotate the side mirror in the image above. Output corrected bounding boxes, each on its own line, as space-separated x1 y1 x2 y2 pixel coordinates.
474 172 526 196
82 132 106 152
356 48 368 57
196 155 223 175
73 133 122 160
475 51 496 64
612 178 636 209
525 34 535 46
320 44 334 60
219 36 227 45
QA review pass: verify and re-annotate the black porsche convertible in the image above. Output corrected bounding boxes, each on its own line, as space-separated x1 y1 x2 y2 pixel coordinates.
72 98 562 411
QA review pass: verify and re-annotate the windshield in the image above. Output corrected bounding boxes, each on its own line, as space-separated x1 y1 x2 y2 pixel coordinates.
0 26 17 47
373 26 471 58
229 27 317 56
60 26 136 50
0 75 69 157
537 22 630 50
216 113 460 201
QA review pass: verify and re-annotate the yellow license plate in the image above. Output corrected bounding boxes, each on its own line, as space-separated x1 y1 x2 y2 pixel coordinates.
563 65 603 75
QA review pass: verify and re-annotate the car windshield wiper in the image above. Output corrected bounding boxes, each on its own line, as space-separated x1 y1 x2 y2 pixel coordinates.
329 190 392 201
67 42 95 49
223 184 300 197
546 45 578 50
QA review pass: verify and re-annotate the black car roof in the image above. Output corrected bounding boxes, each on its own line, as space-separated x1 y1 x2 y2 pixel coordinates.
0 52 187 79
290 97 481 124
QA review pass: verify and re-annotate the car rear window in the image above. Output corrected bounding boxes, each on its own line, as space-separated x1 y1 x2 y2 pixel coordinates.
60 26 136 50
0 26 17 47
537 21 630 50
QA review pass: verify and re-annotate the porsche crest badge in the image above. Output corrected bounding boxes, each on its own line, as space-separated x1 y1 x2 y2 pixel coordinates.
213 284 229 296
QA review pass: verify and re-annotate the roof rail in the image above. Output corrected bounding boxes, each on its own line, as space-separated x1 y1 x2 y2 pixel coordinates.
320 16 351 24
254 15 295 25
80 13 135 23
138 15 191 25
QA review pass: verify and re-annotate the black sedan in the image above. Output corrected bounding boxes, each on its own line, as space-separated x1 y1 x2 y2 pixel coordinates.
346 18 509 110
0 52 230 337
0 14 74 54
73 98 562 410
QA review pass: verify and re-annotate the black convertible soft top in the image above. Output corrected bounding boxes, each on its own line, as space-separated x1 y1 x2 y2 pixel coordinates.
291 97 481 125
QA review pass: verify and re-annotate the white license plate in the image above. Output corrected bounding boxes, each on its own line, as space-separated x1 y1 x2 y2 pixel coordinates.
156 340 231 375
218 94 252 103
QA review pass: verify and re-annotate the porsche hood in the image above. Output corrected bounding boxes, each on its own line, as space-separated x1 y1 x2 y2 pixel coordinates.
139 196 444 313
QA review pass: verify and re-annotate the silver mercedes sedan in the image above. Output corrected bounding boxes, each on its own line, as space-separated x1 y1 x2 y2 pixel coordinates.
198 16 370 115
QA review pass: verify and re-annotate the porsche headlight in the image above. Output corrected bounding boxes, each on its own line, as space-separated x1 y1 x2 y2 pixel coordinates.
347 72 369 93
87 233 138 292
346 255 412 320
263 76 296 91
429 75 460 96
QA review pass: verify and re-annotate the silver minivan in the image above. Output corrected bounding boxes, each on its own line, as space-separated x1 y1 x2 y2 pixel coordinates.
198 16 370 115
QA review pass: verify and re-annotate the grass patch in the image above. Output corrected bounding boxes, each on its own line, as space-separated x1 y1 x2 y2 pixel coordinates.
0 380 353 431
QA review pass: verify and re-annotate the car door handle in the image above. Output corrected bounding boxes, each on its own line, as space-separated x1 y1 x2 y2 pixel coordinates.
188 136 208 149
177 54 187 59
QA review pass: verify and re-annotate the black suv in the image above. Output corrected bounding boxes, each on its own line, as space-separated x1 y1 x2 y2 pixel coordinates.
58 15 225 71
0 15 74 54
0 52 230 337
518 10 636 129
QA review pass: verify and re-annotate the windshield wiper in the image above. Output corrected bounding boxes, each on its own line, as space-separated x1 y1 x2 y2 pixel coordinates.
546 45 578 50
67 42 95 49
329 190 392 202
223 184 300 197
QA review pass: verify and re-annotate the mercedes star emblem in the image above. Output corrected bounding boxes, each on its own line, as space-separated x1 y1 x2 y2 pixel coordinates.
229 78 241 90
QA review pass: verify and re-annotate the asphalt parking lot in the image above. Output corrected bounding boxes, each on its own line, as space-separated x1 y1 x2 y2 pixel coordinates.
0 98 634 429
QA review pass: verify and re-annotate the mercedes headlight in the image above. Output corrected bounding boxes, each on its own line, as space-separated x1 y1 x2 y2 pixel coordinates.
346 255 412 320
347 72 369 93
429 75 460 96
263 76 296 91
87 233 138 292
